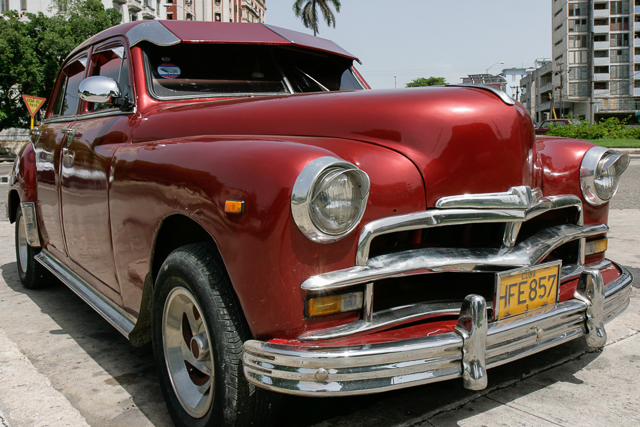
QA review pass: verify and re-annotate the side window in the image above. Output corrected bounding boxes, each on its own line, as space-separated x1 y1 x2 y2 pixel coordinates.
89 46 129 112
51 57 87 117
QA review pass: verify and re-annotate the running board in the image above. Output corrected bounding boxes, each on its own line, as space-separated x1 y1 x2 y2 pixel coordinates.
35 249 136 339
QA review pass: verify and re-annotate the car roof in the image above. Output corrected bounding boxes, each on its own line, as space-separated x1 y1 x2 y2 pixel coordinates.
66 20 359 63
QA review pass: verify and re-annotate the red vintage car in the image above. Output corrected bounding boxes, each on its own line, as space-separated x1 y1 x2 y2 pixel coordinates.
8 21 632 426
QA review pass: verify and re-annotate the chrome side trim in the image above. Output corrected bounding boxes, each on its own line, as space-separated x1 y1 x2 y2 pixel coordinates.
243 265 632 397
35 249 136 338
42 109 133 125
304 223 607 293
356 192 583 266
19 202 41 247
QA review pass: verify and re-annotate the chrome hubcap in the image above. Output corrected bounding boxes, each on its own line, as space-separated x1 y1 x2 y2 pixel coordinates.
17 214 28 275
163 286 214 418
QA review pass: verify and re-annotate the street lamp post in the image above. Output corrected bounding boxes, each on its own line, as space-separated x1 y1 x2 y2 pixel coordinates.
486 61 504 74
163 3 197 20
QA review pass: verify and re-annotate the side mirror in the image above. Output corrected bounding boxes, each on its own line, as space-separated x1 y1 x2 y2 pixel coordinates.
78 76 122 104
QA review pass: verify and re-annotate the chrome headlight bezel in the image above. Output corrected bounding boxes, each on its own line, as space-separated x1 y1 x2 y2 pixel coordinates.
291 157 370 243
580 146 630 206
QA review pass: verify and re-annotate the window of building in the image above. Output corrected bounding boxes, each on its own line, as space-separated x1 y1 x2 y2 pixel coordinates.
569 82 589 96
610 33 629 47
611 17 629 31
215 12 221 21
636 14 640 22
611 64 630 79
635 80 640 88
611 48 630 62
568 50 588 64
594 50 609 57
20 0 26 10
610 1 629 15
594 34 608 42
594 18 609 26
555 23 564 32
554 7 563 17
610 80 628 95
594 66 610 74
167 12 173 19
569 34 588 48
594 82 609 90
569 2 587 16
555 38 564 46
569 66 589 80
570 18 589 31
593 2 608 9
0 0 9 12
555 54 564 62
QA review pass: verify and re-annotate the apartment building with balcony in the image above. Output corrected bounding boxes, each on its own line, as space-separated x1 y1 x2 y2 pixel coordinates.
163 0 264 22
543 0 640 123
0 0 264 24
520 59 554 122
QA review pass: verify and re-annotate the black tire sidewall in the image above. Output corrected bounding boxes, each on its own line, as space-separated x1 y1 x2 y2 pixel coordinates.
152 245 247 427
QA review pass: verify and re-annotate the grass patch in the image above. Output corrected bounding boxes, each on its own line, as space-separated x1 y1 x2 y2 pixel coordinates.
586 139 640 148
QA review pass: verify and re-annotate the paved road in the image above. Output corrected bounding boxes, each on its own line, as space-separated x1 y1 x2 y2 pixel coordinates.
0 156 638 427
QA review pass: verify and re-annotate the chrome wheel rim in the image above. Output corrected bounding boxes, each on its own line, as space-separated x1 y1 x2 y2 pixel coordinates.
17 213 28 275
163 286 214 418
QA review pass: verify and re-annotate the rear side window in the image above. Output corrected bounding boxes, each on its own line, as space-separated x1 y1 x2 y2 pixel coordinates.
51 56 87 117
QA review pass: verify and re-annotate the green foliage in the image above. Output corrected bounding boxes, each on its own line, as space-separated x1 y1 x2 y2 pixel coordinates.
406 77 448 87
0 0 120 129
545 116 640 140
293 0 341 36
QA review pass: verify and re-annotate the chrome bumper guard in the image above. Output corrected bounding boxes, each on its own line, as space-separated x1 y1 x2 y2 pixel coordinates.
243 264 632 396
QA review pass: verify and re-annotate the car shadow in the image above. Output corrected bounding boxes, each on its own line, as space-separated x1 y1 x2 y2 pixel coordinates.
0 260 604 427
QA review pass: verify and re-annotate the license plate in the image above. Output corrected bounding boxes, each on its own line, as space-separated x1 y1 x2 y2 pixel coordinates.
494 261 562 321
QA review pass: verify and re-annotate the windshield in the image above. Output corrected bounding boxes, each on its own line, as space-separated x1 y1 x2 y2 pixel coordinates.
143 43 364 99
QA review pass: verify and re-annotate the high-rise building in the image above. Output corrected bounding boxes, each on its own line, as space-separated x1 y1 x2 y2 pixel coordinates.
539 0 640 123
0 0 265 24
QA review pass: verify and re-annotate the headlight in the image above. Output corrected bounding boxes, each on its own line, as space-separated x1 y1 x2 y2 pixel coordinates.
292 157 370 243
580 146 630 206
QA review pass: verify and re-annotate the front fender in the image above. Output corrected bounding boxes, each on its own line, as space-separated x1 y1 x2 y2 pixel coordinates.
535 136 607 224
109 136 425 340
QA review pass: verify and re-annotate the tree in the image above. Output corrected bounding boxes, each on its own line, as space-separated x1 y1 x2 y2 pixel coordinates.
0 0 120 129
406 77 448 88
293 0 341 36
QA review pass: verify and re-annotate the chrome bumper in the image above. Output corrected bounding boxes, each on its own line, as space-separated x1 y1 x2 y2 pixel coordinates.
243 264 632 396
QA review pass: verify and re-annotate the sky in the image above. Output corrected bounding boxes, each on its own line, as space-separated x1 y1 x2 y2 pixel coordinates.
265 1 552 89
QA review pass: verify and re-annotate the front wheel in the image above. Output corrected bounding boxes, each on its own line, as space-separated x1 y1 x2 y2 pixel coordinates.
15 208 54 289
152 243 278 427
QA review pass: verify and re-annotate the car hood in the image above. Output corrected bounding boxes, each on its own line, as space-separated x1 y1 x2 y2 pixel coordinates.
136 87 535 205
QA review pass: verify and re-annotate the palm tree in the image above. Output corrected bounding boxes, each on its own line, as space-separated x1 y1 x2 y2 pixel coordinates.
293 0 341 36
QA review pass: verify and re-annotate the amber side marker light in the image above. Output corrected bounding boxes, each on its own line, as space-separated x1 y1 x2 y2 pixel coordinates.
586 238 607 256
307 292 363 317
224 200 244 215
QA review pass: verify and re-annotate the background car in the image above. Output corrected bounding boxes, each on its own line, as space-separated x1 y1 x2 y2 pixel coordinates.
535 118 581 135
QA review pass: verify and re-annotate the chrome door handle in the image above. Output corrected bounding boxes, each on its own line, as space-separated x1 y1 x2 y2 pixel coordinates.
61 128 78 147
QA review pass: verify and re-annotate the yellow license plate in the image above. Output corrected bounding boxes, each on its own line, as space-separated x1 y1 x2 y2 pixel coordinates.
494 261 561 320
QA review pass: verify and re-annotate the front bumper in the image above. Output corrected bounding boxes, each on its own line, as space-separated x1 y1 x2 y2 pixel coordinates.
243 264 632 396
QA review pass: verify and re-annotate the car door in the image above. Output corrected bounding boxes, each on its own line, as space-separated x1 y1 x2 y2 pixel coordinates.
35 52 88 261
59 40 133 296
